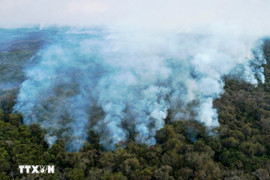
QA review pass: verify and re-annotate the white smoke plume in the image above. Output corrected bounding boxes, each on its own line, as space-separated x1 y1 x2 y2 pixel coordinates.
0 0 269 151
10 27 266 151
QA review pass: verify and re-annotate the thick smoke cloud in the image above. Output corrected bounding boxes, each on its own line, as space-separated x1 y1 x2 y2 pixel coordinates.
1 0 269 151
12 28 266 151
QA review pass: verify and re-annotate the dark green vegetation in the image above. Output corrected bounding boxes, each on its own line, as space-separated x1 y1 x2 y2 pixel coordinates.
0 40 270 180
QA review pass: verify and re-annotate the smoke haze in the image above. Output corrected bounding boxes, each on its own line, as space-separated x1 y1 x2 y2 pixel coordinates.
9 28 266 151
1 0 270 35
0 0 269 151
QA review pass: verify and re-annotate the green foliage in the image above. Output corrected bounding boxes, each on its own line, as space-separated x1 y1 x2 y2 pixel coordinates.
1 40 270 179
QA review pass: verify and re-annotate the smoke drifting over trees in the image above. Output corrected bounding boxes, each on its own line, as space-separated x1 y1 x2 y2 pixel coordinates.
0 0 269 151
0 1 270 179
0 28 263 151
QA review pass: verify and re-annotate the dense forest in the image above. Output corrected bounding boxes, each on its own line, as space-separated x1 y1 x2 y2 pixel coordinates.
0 39 270 180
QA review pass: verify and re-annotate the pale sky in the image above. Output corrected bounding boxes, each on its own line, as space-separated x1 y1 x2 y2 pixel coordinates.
0 0 270 35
